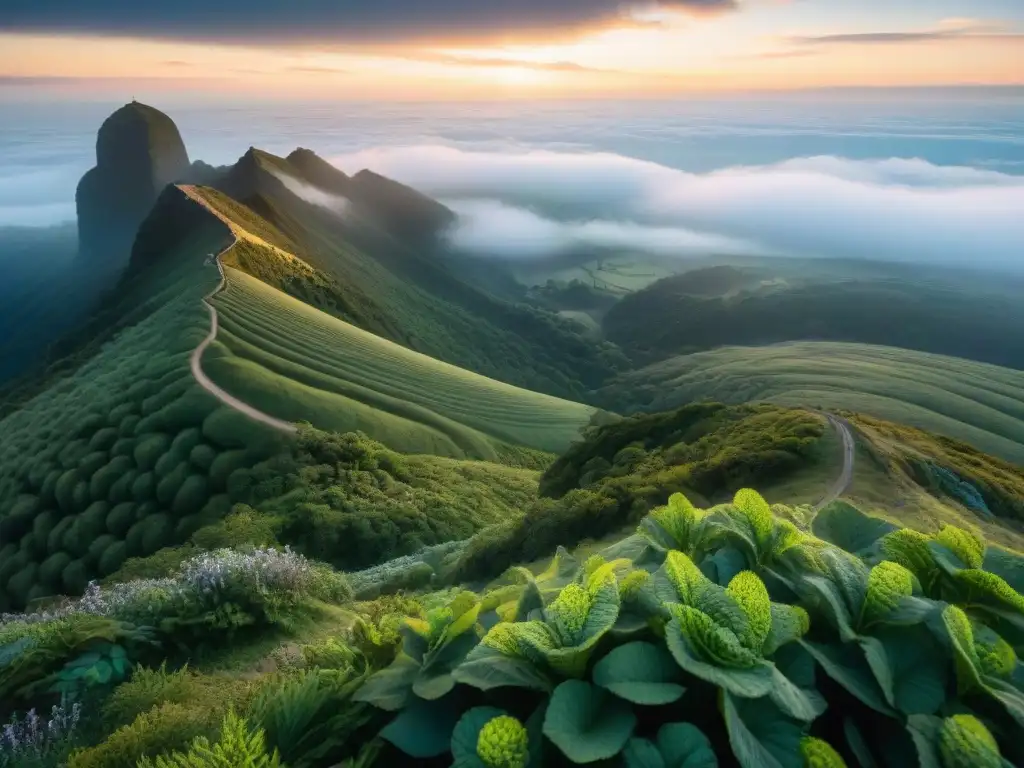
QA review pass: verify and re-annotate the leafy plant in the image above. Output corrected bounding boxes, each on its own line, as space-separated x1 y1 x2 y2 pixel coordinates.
352 488 1022 768
137 708 281 768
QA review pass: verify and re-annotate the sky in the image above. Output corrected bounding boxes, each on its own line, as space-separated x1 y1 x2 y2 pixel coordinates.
1 1 1022 98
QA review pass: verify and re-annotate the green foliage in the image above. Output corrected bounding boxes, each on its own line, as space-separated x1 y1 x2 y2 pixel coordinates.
350 486 1024 768
68 703 216 768
451 404 825 585
137 709 281 768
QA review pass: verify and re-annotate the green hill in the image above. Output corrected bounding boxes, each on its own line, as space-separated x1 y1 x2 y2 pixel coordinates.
597 341 1024 465
205 266 599 459
204 149 627 400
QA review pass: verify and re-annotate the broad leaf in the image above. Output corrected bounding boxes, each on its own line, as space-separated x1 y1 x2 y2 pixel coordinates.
666 621 774 698
800 640 895 715
843 718 877 768
984 676 1024 728
768 666 826 722
905 714 943 768
798 575 858 642
379 696 458 759
543 679 637 763
867 626 947 715
593 641 686 705
722 692 805 768
657 722 719 768
451 706 506 768
812 501 897 556
352 654 420 711
983 547 1024 595
453 644 553 693
624 738 667 768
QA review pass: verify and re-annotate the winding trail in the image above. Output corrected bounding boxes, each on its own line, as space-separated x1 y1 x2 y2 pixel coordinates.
816 414 855 509
189 238 298 434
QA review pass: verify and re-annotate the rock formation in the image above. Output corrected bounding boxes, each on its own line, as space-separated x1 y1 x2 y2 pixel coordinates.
75 101 191 276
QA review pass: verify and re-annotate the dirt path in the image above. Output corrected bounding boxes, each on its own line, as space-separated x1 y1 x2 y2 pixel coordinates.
816 414 855 509
190 240 297 434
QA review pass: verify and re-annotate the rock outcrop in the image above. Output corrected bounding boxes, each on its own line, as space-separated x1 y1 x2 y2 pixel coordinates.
75 101 191 276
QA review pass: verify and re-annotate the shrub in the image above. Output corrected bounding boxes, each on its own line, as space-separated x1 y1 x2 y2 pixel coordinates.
39 552 73 588
134 435 170 472
0 702 82 768
137 709 281 768
61 560 91 594
155 462 191 505
352 489 1024 768
208 450 248 491
172 474 209 516
130 472 155 502
105 503 136 537
106 470 137 505
90 456 133 500
189 444 218 472
66 703 216 768
118 415 141 438
78 451 109 477
97 541 128 576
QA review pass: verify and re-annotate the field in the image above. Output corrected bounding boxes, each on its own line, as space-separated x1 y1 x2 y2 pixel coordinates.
205 265 598 460
512 254 686 296
598 341 1024 465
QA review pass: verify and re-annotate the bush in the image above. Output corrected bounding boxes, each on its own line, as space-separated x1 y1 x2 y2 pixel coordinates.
189 443 218 471
67 703 217 768
208 449 249 491
171 474 209 516
107 470 138 504
352 489 1024 768
155 462 191 505
106 502 136 536
137 709 280 768
90 456 133 500
134 434 170 472
97 541 128 576
87 534 118 566
61 559 90 594
78 451 109 476
39 551 73 588
130 472 156 502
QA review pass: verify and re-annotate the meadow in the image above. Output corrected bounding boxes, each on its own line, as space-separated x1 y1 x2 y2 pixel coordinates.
205 266 598 459
598 341 1024 466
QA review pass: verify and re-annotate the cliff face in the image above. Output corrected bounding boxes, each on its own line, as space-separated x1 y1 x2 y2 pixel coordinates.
75 102 191 276
348 169 456 244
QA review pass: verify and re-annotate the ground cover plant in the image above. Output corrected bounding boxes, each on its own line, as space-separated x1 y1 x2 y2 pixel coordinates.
597 341 1024 466
205 267 599 458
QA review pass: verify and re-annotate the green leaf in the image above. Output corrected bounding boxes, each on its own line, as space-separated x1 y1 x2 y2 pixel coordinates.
657 723 719 768
906 714 943 768
722 692 805 768
983 547 1024 595
592 641 686 705
800 640 895 715
666 621 774 697
415 631 479 700
352 654 420 711
869 626 948 715
453 644 553 693
812 501 897 555
843 719 877 768
543 679 637 763
763 603 810 656
93 660 113 685
451 706 506 768
379 696 458 759
799 575 858 642
624 738 667 768
984 677 1024 728
768 666 826 722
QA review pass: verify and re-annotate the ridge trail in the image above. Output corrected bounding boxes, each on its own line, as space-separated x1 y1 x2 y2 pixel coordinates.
816 414 855 510
190 238 298 434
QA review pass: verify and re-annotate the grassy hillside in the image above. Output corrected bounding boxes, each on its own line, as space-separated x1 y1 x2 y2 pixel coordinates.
598 341 1024 466
199 151 628 400
603 263 1024 367
204 266 598 459
0 191 290 611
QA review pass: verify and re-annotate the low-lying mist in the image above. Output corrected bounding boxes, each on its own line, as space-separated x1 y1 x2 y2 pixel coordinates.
331 147 1024 270
268 170 351 216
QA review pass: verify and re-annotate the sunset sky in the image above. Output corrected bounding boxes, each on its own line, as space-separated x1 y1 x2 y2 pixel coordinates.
1 0 1023 98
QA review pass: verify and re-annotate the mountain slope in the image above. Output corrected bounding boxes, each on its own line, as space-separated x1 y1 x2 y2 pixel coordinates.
598 341 1024 465
205 148 627 400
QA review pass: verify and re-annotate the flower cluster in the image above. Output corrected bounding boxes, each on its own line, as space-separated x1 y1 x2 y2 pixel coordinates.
0 703 82 767
1 547 347 627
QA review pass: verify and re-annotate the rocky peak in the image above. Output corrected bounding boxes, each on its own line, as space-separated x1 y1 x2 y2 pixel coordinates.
75 101 191 277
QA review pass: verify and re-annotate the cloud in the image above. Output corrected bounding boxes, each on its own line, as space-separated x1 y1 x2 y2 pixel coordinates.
268 170 350 216
330 146 1024 270
444 199 763 259
0 1 737 44
790 20 1024 46
405 52 631 76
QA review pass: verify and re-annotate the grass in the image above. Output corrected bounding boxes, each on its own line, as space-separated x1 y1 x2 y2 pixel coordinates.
512 254 685 297
205 266 598 459
598 341 1024 466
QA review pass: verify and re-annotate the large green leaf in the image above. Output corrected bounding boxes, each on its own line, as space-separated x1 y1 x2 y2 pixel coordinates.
800 640 895 716
666 621 774 698
865 626 948 715
657 723 719 768
768 666 826 722
798 575 858 642
983 548 1024 595
352 654 420 711
543 679 637 763
379 696 458 759
812 501 897 555
593 641 686 705
763 603 810 656
623 738 667 768
414 631 479 700
843 718 877 768
905 714 943 768
984 676 1024 728
722 692 805 768
453 644 553 693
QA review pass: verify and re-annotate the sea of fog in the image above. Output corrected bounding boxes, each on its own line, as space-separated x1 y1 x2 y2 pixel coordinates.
2 88 1023 268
